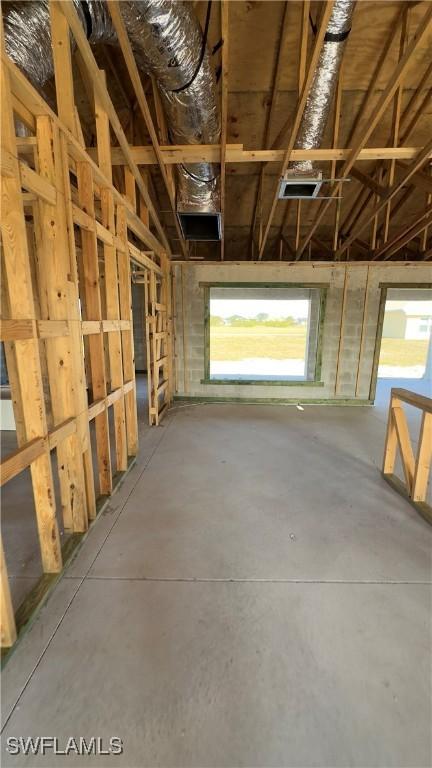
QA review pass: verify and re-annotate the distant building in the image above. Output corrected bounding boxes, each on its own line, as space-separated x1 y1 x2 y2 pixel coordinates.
383 303 432 341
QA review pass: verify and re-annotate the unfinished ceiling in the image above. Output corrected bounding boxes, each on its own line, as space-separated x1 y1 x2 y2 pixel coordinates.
5 0 432 262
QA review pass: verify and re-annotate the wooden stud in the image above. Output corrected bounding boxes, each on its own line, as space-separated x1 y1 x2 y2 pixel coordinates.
0 539 16 647
1 47 62 573
412 413 432 502
95 70 127 472
392 402 415 493
34 116 88 532
76 160 112 495
49 1 77 137
117 202 138 454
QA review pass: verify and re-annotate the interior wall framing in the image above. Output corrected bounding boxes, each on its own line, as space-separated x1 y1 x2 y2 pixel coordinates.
0 3 173 650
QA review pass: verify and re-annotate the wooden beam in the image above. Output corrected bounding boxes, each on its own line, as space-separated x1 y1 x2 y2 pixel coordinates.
49 1 77 136
2 45 165 254
331 67 343 253
34 116 88 532
107 0 185 258
378 205 432 261
57 0 172 257
336 137 432 258
298 2 432 257
86 144 432 167
117 202 138 456
383 8 408 245
350 168 387 198
293 0 310 258
258 1 336 260
76 160 112 495
249 1 291 256
95 70 128 473
220 0 229 261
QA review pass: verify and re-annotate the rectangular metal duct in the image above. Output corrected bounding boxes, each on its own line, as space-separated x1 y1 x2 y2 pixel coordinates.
177 212 222 241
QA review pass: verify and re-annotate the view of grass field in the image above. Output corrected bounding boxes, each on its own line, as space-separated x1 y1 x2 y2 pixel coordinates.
379 339 429 368
210 324 307 361
210 323 429 368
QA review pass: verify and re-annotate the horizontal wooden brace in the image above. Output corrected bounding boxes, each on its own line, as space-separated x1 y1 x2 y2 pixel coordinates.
81 320 131 335
0 418 77 486
88 144 432 167
72 204 127 251
1 381 136 487
0 319 70 341
157 380 169 396
0 319 130 341
1 149 56 205
19 161 56 205
129 243 163 275
87 380 134 421
0 437 46 486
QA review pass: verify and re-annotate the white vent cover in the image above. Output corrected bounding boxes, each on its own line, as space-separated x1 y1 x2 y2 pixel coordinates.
278 170 323 200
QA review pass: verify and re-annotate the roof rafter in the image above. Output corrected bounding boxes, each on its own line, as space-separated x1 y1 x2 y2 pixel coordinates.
58 0 173 256
220 0 229 261
107 0 186 258
258 0 336 260
297 2 432 259
249 1 292 259
335 136 432 259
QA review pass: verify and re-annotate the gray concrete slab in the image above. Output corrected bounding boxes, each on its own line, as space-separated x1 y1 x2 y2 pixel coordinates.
1 398 431 767
1 577 82 729
89 404 432 582
1 579 431 768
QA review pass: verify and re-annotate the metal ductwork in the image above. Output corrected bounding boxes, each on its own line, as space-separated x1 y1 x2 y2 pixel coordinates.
281 0 355 200
3 0 221 241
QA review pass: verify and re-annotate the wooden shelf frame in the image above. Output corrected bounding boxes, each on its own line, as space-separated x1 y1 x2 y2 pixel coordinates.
0 2 174 649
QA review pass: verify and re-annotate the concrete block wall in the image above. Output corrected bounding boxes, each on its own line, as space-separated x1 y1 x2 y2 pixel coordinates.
173 262 431 403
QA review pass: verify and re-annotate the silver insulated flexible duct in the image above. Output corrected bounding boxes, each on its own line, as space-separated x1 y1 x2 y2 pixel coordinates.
3 0 221 240
291 0 355 175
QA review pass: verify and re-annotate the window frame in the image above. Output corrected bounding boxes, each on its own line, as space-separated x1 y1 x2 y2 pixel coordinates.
201 282 328 386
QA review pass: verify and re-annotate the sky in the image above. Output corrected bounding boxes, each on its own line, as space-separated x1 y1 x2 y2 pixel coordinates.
386 300 432 316
210 299 309 320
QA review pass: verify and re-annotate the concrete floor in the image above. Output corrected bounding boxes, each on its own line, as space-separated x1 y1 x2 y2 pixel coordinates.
0 376 151 611
1 380 431 767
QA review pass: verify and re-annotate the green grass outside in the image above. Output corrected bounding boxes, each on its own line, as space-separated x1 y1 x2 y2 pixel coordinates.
210 325 429 368
210 326 307 361
379 338 429 368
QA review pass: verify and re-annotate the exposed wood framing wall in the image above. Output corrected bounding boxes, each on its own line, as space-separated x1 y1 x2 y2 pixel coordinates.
0 1 173 649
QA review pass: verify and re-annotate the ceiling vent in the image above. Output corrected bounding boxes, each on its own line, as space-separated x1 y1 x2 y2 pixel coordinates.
177 211 222 241
278 170 323 200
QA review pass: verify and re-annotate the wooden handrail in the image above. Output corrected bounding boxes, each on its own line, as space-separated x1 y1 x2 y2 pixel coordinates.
389 388 432 414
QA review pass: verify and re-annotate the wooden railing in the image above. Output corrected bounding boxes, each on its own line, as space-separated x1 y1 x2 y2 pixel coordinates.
382 388 432 524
